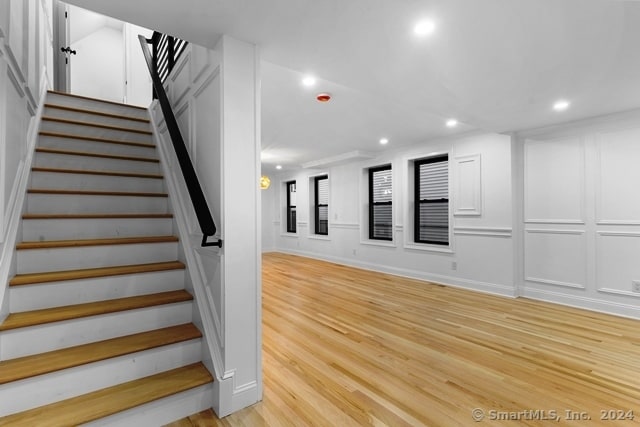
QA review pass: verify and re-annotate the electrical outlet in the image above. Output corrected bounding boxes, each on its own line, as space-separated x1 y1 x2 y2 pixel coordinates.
632 280 640 293
352 249 357 256
451 261 457 271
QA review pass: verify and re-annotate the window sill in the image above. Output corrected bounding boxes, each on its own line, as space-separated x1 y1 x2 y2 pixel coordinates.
308 235 330 241
403 243 453 254
280 233 299 238
360 240 396 248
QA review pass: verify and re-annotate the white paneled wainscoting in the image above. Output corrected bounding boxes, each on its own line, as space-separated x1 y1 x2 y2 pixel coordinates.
517 109 640 319
263 110 640 319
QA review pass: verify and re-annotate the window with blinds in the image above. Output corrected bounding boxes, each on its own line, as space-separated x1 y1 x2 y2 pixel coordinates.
369 165 392 240
314 175 329 235
414 155 449 245
286 181 297 233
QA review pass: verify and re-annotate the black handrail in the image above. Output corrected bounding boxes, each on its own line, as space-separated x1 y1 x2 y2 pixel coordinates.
138 34 222 248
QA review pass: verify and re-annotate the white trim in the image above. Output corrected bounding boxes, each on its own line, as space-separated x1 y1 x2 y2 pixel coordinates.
525 228 585 235
149 101 226 385
598 288 640 298
525 219 585 224
596 231 640 237
308 235 330 241
276 249 516 298
525 277 586 289
521 287 640 320
453 226 512 238
359 239 397 248
453 154 482 216
596 220 640 226
331 222 359 230
0 70 48 323
403 242 454 254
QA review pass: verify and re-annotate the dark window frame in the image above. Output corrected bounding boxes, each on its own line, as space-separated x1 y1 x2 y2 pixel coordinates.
368 165 393 241
414 155 449 245
314 175 329 235
286 180 297 233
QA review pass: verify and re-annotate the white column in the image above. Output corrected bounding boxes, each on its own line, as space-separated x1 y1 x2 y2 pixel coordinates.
218 34 262 414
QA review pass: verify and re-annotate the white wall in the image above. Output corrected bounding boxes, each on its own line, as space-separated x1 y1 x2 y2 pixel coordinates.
517 109 640 318
266 131 516 298
123 23 152 107
70 26 124 102
150 35 261 416
0 0 53 321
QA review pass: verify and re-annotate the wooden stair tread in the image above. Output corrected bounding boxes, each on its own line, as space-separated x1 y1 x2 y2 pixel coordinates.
0 290 192 331
9 260 185 286
28 188 168 197
31 166 163 179
44 103 151 123
42 116 152 135
40 131 155 148
22 213 173 220
35 147 159 163
0 363 212 426
47 90 148 110
0 323 201 385
17 235 178 250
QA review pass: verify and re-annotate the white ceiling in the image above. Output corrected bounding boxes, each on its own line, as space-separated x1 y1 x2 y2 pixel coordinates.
63 0 640 172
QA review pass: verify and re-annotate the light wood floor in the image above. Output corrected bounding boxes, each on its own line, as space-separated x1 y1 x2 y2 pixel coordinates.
170 252 640 426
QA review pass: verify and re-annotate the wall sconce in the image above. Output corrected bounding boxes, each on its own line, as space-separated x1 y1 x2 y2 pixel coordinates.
260 175 271 190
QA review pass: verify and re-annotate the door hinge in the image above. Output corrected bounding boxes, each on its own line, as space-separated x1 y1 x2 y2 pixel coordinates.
65 11 67 18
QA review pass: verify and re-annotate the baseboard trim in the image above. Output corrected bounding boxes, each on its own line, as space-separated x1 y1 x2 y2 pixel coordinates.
522 287 640 320
275 249 517 298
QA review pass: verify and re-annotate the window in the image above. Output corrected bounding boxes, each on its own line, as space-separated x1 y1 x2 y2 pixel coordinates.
369 165 392 240
414 155 449 245
314 175 328 235
286 181 297 233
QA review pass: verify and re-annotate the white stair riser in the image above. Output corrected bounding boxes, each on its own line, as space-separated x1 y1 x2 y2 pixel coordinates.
10 270 185 311
30 171 164 193
82 384 213 427
34 152 161 174
0 302 193 359
22 217 174 241
46 93 149 120
17 242 179 274
41 121 152 145
26 193 168 214
43 107 151 132
38 134 157 158
0 340 202 416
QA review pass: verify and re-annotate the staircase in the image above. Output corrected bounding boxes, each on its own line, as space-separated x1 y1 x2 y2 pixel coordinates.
0 91 214 426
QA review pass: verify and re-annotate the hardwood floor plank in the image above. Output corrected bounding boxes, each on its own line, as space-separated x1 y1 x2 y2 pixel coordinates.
166 253 640 426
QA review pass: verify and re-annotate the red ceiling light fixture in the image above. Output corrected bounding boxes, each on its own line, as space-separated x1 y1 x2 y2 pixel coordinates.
316 93 331 102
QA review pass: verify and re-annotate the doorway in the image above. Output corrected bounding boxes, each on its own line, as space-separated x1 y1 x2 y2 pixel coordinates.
53 1 152 106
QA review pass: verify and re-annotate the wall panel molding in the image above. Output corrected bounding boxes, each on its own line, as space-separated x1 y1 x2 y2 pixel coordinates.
453 154 482 216
524 137 585 223
454 226 512 238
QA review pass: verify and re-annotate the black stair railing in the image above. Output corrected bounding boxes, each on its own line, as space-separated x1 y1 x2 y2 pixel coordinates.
148 32 189 94
139 34 222 248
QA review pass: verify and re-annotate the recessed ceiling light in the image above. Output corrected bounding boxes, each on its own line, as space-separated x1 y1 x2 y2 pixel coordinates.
379 138 389 145
302 76 316 87
414 19 436 37
276 165 282 170
446 119 458 128
553 100 570 111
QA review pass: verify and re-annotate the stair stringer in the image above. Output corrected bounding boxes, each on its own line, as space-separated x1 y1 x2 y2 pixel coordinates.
148 102 233 417
0 72 49 329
